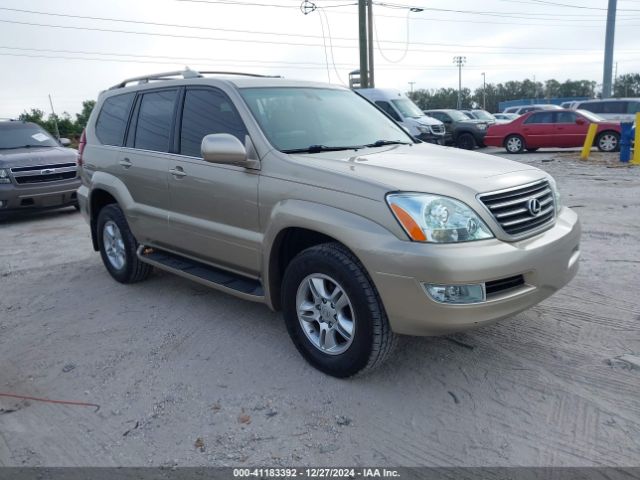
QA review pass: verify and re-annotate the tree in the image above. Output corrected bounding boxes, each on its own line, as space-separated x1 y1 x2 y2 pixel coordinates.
75 100 96 129
614 74 640 97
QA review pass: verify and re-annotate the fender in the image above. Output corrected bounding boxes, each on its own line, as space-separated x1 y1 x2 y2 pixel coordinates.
262 199 399 310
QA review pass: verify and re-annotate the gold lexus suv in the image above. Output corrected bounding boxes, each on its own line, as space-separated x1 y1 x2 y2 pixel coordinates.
78 69 581 377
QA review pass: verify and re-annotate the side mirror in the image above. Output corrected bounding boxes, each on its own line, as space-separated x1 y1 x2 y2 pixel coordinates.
576 118 586 125
201 133 251 167
59 138 71 147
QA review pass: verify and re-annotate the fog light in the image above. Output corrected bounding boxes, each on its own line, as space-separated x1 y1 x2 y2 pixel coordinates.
424 283 486 304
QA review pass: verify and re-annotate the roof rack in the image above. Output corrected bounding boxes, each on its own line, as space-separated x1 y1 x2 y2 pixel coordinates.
109 68 281 90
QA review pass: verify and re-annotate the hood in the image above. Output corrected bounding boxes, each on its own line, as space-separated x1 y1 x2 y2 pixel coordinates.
0 146 77 168
459 118 489 126
413 116 443 127
289 143 543 195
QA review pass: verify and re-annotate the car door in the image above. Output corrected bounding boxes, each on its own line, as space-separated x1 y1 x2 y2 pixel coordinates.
166 86 261 277
521 111 555 148
554 111 588 147
117 88 178 245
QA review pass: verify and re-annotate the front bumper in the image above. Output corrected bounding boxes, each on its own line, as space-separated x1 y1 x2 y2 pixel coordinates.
0 179 80 212
365 207 580 335
416 132 446 145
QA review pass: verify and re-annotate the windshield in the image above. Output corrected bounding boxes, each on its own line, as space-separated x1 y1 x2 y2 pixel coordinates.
448 110 471 122
240 87 412 152
390 98 423 118
576 109 605 122
472 110 495 121
0 123 58 149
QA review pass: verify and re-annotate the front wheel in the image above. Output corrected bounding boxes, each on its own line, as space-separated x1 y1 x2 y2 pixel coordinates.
97 204 152 284
281 243 396 377
456 132 477 150
596 131 620 152
505 134 525 154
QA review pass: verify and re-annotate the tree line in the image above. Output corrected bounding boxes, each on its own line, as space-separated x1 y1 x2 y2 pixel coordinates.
408 73 640 112
18 100 96 140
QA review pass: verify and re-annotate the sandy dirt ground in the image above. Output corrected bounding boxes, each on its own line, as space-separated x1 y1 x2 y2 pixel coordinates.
0 148 639 467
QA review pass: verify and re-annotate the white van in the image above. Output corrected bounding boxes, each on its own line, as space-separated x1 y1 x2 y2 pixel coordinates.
356 88 446 144
572 99 640 122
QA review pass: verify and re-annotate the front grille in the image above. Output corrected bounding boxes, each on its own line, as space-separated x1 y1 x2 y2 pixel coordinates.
10 162 77 185
479 180 555 238
430 124 445 134
485 275 525 297
11 162 76 172
14 171 77 184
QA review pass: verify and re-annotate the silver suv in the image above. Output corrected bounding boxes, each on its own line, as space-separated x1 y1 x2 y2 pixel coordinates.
78 69 581 377
0 121 79 213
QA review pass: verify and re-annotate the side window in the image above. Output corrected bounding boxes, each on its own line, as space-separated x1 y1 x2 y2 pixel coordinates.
628 101 640 114
374 101 401 122
95 93 135 146
525 112 554 124
179 89 248 157
581 102 603 114
601 101 626 114
557 112 577 123
134 90 178 153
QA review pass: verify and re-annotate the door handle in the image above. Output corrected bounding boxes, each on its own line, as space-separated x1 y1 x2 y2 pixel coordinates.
169 166 186 178
119 158 132 168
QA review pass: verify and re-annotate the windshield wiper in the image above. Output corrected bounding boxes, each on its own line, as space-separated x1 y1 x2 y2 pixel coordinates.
0 145 51 150
281 145 362 154
364 140 412 148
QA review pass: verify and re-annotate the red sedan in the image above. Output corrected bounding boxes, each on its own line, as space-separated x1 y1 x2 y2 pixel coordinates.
484 109 621 153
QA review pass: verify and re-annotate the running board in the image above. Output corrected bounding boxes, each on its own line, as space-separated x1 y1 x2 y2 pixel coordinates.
137 246 265 302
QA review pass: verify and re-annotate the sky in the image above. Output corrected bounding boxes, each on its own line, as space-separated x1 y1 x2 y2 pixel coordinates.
0 0 639 118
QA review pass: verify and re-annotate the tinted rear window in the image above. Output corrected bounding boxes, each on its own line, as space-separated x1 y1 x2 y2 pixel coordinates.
95 93 135 146
134 90 178 152
525 112 554 124
179 88 247 157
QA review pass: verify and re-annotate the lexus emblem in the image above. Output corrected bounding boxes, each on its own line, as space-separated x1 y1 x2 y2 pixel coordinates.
527 198 542 216
41 168 55 174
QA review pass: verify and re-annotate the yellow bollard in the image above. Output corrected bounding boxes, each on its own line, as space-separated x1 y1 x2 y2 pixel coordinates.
632 112 640 165
580 123 599 161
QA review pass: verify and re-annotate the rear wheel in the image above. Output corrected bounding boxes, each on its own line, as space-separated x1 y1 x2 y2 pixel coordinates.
596 131 620 152
456 132 477 150
281 243 396 377
505 134 525 154
97 204 152 284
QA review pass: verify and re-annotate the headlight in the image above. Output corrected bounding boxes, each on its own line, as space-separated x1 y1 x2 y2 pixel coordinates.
547 176 561 213
417 126 430 134
387 193 494 243
476 123 487 131
0 169 10 184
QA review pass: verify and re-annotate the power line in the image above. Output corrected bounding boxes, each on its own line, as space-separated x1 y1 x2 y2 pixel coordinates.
7 18 640 55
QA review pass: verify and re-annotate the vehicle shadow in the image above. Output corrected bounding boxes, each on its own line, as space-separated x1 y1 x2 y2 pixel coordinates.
0 206 78 225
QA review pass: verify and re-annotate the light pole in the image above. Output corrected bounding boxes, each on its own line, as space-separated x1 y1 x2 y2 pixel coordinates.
481 72 486 110
453 56 466 109
408 81 415 94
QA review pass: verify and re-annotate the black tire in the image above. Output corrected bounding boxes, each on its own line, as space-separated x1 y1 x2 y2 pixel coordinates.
504 134 525 154
96 204 152 284
281 243 397 378
526 147 539 152
595 131 620 152
456 132 477 150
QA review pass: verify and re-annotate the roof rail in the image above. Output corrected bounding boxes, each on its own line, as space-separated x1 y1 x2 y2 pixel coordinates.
109 68 281 90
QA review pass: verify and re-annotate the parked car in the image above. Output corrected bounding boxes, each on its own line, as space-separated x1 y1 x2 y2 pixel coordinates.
78 69 580 377
422 109 489 149
355 88 446 144
484 109 621 153
503 104 562 115
493 113 520 123
468 109 497 124
0 120 79 214
571 98 640 122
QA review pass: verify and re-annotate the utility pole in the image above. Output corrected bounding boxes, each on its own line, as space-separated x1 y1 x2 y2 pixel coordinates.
358 0 369 88
602 0 617 99
481 72 486 110
408 81 415 94
453 56 466 109
48 94 60 140
614 61 618 94
367 0 374 88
